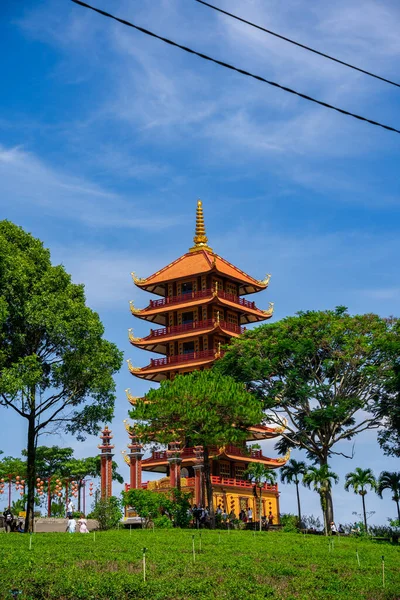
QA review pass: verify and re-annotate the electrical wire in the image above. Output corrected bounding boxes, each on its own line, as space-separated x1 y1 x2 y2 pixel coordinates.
194 0 400 89
71 0 400 135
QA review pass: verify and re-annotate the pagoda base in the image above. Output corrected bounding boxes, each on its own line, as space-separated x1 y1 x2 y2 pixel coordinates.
125 476 280 524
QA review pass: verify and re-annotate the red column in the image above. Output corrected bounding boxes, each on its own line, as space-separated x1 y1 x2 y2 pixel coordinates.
129 451 143 489
106 456 113 498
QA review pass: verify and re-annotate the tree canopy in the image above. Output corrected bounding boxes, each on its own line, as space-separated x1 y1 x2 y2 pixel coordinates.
217 307 398 466
344 467 376 532
0 221 123 530
130 370 264 526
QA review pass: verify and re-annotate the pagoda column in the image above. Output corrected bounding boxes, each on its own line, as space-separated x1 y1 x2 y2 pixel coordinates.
194 445 204 506
167 441 182 490
128 433 144 490
98 427 115 500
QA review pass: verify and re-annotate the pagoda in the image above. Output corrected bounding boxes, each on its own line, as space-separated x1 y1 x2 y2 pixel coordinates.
125 200 288 522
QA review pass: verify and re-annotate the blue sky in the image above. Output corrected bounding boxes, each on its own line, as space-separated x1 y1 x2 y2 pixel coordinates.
1 0 399 524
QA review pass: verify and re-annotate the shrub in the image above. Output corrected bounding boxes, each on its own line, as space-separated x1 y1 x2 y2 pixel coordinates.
280 513 299 532
89 496 122 530
153 515 173 529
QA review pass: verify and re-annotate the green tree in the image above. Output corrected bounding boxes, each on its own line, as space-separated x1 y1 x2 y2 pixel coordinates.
303 464 339 535
344 467 376 533
23 446 74 479
217 307 398 526
0 455 26 480
280 459 308 526
130 370 263 528
377 471 400 522
0 221 123 531
374 352 400 458
244 463 277 531
123 489 171 528
90 496 122 530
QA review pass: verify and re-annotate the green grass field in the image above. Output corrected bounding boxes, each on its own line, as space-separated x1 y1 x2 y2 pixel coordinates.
0 529 399 599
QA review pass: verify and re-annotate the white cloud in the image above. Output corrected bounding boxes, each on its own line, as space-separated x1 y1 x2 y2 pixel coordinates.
0 144 181 230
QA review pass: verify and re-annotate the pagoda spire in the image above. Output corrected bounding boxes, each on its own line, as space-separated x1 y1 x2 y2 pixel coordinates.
189 199 213 253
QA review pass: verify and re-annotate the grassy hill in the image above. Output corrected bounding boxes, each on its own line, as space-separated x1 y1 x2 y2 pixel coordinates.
0 529 399 599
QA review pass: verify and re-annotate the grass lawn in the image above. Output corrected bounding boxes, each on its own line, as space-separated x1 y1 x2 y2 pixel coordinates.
0 529 399 599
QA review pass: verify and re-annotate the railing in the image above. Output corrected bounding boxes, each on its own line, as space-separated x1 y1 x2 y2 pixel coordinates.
146 446 219 461
137 477 277 492
146 319 244 339
147 289 257 311
148 349 220 368
211 476 278 491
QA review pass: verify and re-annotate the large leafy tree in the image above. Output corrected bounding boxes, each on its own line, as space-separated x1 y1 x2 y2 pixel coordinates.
217 307 398 524
374 354 400 458
0 221 123 531
130 370 263 528
344 467 376 533
280 459 308 526
244 463 277 531
303 464 339 534
377 471 400 522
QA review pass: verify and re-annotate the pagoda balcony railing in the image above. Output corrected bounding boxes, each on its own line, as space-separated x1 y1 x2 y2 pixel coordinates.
146 319 245 339
140 477 277 492
148 289 257 311
148 348 223 368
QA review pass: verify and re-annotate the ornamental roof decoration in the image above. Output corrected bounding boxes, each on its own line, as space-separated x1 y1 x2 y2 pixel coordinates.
262 302 274 317
131 201 271 296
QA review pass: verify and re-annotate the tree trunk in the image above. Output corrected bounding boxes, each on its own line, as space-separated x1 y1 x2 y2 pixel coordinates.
202 446 215 529
78 481 82 512
361 493 368 533
320 493 328 536
295 481 302 526
396 499 400 523
325 490 334 530
25 414 37 533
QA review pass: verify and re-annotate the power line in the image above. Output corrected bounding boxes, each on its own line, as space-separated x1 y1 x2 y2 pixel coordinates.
194 0 400 90
71 0 400 135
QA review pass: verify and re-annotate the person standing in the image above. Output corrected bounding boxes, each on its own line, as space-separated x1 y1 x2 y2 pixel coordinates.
66 517 76 534
3 508 14 533
66 499 74 519
247 507 253 523
78 514 89 533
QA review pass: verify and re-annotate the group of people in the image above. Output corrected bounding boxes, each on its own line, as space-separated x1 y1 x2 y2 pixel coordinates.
66 499 89 534
190 504 275 528
2 508 24 533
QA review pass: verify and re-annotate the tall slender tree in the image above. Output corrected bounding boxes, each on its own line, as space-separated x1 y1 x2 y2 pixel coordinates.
377 471 400 522
303 464 339 535
344 467 376 532
0 221 122 531
280 459 308 526
244 463 277 531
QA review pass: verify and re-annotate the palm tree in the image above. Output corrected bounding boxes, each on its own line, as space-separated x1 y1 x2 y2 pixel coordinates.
344 468 376 533
280 459 308 527
244 463 277 531
303 464 339 535
377 471 400 522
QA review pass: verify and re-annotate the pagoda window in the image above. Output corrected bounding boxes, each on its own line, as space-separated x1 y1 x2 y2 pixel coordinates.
181 281 193 295
226 282 237 296
235 465 245 479
182 311 194 324
182 341 195 354
219 462 231 478
227 312 238 326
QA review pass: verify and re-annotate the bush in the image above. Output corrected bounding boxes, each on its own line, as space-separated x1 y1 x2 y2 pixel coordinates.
153 515 173 529
89 496 122 530
280 514 299 532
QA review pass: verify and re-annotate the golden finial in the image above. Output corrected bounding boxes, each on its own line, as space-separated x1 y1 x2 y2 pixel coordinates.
128 328 140 343
131 272 145 285
189 199 213 253
127 359 141 374
129 300 141 315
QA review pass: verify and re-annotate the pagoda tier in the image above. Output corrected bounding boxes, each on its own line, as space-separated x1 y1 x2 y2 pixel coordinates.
132 250 271 297
139 446 290 473
129 287 273 326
